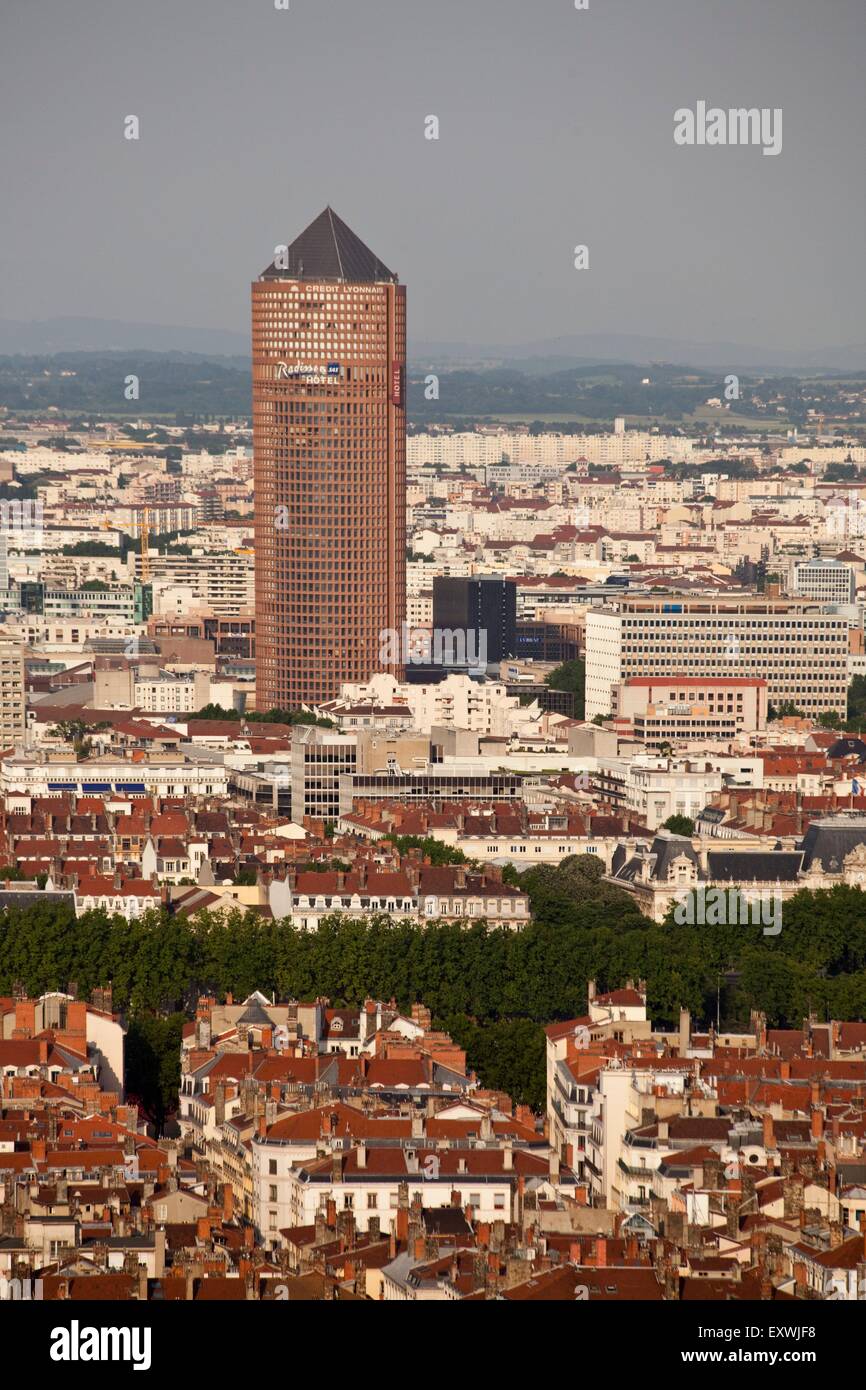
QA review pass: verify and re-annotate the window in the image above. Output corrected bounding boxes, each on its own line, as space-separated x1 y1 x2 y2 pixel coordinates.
269 1185 278 1202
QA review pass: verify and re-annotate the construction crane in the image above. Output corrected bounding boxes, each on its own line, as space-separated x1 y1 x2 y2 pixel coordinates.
139 506 151 582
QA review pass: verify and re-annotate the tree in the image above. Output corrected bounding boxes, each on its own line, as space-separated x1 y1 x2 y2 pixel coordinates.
767 700 805 721
384 834 469 866
186 703 238 721
845 676 866 732
545 660 585 719
48 719 97 761
5 875 866 1120
817 710 841 730
125 1013 185 1131
187 704 334 728
663 814 695 836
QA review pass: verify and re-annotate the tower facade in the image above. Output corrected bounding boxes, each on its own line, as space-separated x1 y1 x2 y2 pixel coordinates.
253 208 406 709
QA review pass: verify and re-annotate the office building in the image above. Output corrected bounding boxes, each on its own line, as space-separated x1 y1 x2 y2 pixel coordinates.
432 576 517 667
585 597 849 720
253 208 406 708
793 558 856 605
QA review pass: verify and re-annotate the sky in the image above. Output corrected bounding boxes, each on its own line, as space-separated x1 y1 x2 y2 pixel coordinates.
0 0 864 354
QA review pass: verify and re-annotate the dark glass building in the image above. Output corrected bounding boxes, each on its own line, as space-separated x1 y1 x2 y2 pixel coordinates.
432 576 517 667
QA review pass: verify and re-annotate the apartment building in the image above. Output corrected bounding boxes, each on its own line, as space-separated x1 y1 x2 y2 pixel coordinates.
331 672 522 736
1 989 126 1099
258 1142 535 1242
586 1062 698 1208
0 751 229 800
41 582 152 624
0 641 25 746
547 984 653 1181
585 597 849 719
147 552 254 615
407 429 695 470
592 757 725 829
93 664 212 713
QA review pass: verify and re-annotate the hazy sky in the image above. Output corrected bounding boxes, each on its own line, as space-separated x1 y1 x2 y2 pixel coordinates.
1 0 864 351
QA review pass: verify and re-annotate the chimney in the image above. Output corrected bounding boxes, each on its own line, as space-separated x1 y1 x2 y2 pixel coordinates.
678 1007 690 1055
810 1107 824 1141
762 1112 775 1150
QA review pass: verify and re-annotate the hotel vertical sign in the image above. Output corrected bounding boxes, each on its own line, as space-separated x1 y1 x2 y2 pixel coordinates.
391 360 403 406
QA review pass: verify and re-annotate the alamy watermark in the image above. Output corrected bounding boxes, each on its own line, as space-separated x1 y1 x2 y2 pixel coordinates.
673 886 782 936
379 624 487 672
49 1320 151 1370
674 102 782 157
0 1276 42 1300
0 498 44 548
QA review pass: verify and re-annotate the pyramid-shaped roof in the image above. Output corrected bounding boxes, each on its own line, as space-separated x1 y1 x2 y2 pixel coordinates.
260 207 397 284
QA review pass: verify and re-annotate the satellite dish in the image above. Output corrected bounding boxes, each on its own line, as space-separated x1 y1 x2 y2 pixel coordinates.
273 1026 290 1052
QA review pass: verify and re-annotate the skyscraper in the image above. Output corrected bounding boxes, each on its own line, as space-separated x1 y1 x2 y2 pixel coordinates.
433 576 517 666
253 208 406 709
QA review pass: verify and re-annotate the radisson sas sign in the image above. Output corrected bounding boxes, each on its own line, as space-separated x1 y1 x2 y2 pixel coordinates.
275 361 341 384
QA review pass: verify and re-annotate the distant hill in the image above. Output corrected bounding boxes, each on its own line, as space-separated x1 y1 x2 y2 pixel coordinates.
2 318 864 375
408 333 866 374
0 317 250 358
0 351 860 425
0 350 251 417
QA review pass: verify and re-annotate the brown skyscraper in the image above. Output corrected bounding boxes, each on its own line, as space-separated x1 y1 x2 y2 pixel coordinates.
253 208 406 709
